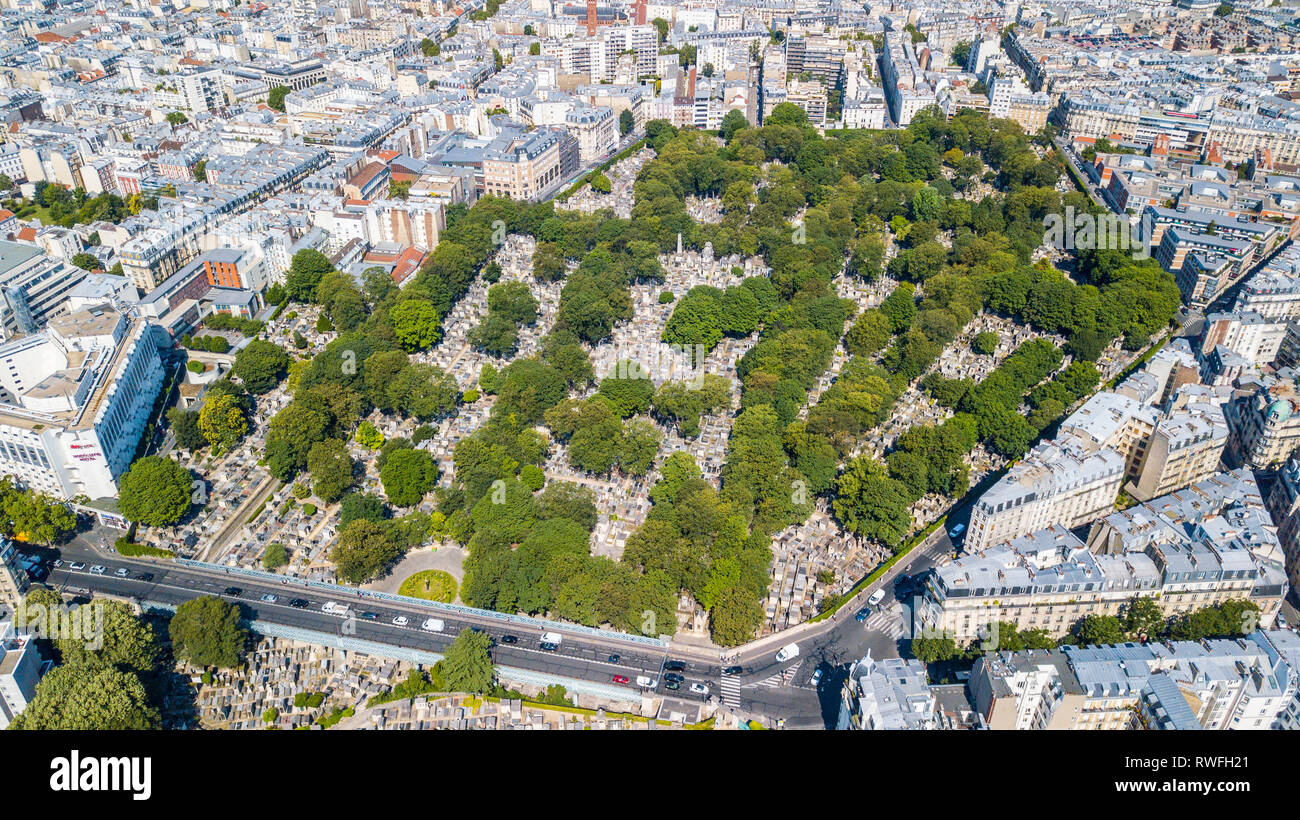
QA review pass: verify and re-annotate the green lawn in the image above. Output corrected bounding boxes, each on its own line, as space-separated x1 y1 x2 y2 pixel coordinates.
398 569 457 603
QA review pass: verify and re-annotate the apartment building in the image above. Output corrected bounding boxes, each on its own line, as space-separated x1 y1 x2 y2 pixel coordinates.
924 469 1287 646
835 653 937 730
1225 373 1300 470
0 618 40 729
0 306 167 501
974 631 1300 731
0 240 89 341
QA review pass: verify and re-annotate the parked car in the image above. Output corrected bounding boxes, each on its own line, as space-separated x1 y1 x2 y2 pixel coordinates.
636 675 658 688
663 659 686 672
52 559 63 568
359 611 379 620
665 680 681 691
288 598 308 609
663 672 684 684
89 565 106 575
500 634 518 644
867 588 886 607
689 683 709 695
260 594 278 603
224 587 243 596
421 618 445 633
392 616 409 627
948 523 966 540
612 675 630 684
810 669 824 688
607 653 620 664
114 568 129 577
134 572 154 582
539 642 559 652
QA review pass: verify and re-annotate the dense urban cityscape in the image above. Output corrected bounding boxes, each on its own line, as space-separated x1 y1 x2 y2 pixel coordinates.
0 0 1297 754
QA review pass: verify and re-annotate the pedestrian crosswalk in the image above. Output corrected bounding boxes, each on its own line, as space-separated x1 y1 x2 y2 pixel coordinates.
864 607 907 640
718 673 742 708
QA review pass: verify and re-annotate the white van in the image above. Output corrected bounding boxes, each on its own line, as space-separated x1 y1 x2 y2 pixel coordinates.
636 675 658 688
540 631 563 646
322 601 350 616
867 588 886 607
775 643 800 663
421 618 445 633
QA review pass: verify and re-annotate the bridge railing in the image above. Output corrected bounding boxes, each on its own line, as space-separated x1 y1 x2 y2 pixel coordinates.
175 557 669 650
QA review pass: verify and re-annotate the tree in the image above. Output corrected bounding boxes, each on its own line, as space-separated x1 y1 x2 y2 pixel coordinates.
391 299 442 351
710 588 763 646
119 456 192 526
307 438 355 503
619 108 634 135
1122 596 1165 640
285 248 333 302
262 542 289 569
11 662 160 729
3 489 76 545
720 109 749 142
420 37 441 56
439 629 495 693
267 85 290 111
198 391 248 454
165 111 188 126
1072 614 1126 646
264 405 329 481
971 331 999 355
332 519 403 583
832 456 912 549
911 633 959 664
167 407 207 451
192 159 207 182
169 596 248 669
380 448 437 507
389 363 459 421
340 492 387 526
529 42 541 56
71 252 99 272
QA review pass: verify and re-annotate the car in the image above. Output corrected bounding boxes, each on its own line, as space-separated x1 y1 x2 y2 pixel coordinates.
663 659 686 672
288 598 308 608
68 562 86 570
114 568 129 577
723 665 744 676
52 559 63 568
664 680 681 691
948 523 966 539
359 611 379 620
612 675 630 684
663 672 684 684
855 607 871 623
636 675 658 688
810 669 824 688
608 653 620 664
392 616 409 627
421 618 445 632
89 565 106 575
28 566 48 581
134 572 155 582
539 642 559 651
689 683 709 695
260 594 278 603
500 634 518 645
224 587 242 596
893 574 911 588
867 588 886 607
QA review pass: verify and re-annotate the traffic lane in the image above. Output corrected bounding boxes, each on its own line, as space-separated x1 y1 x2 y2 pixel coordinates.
52 563 670 669
47 564 706 697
